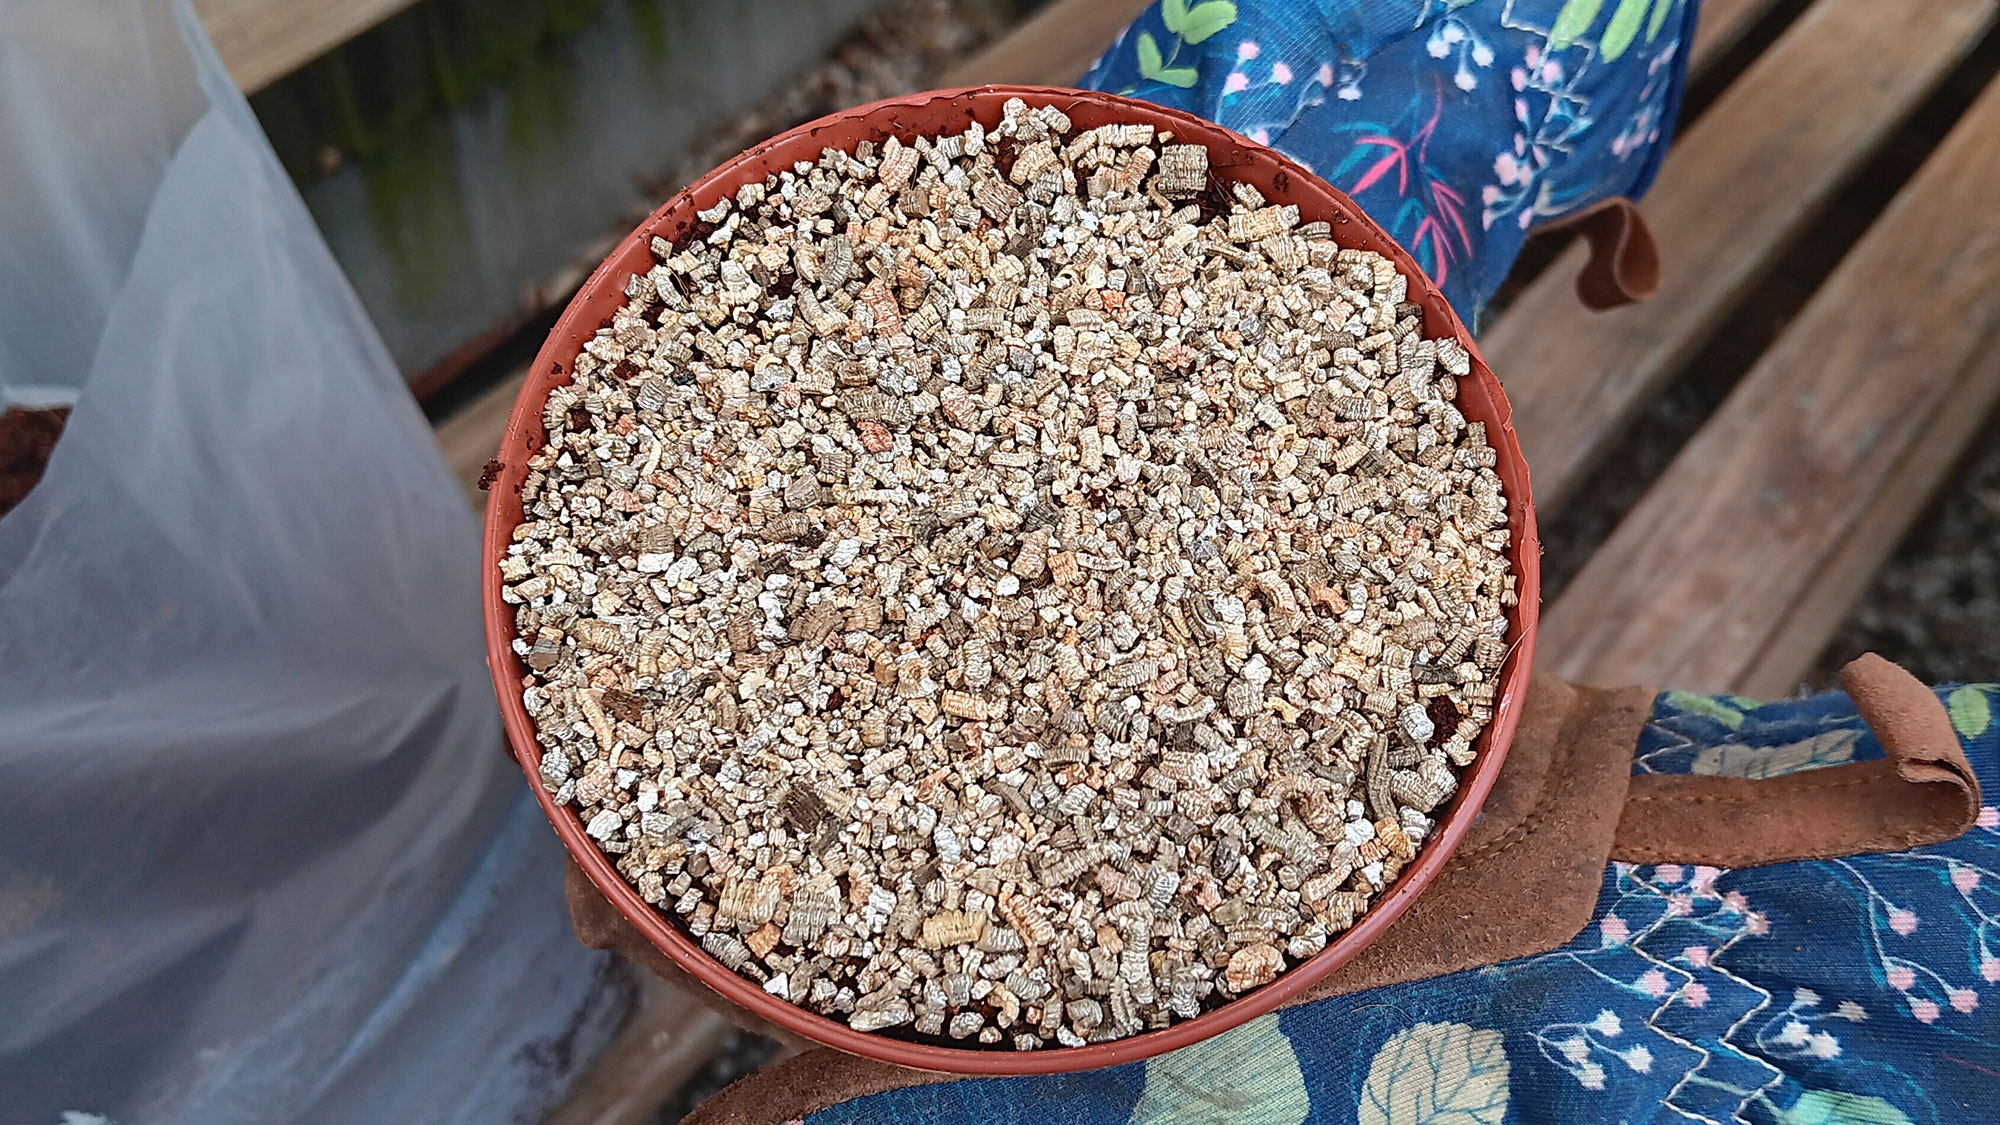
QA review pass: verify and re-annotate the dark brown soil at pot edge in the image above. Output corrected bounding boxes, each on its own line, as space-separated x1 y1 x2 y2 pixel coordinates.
0 406 68 521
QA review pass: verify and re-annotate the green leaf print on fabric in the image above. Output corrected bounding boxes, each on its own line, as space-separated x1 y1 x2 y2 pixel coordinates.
1647 0 1678 42
1948 685 1992 739
1778 1089 1916 1125
1358 1021 1509 1125
1663 690 1748 730
1692 728 1862 779
1176 1 1238 45
1129 1013 1310 1125
1600 0 1650 60
1136 31 1200 88
1550 0 1605 50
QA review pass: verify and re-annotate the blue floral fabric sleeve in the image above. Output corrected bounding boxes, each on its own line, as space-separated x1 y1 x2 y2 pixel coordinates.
809 684 2000 1124
1078 0 1702 326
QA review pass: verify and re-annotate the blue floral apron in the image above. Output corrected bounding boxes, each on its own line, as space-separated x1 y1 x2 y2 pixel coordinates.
1079 0 1701 325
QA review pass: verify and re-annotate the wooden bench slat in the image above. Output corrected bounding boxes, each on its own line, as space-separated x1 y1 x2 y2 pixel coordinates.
440 371 527 504
192 0 421 93
1480 0 1997 514
543 976 736 1125
1688 0 1789 70
1540 72 2000 692
940 0 1151 90
1734 332 2000 698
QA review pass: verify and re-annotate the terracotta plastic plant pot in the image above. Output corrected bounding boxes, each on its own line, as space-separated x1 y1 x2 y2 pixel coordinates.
482 85 1540 1075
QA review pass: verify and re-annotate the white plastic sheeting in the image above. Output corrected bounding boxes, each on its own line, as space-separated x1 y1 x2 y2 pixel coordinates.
0 2 625 1121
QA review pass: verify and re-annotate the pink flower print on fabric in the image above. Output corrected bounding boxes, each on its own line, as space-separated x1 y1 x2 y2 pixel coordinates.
1888 909 1918 936
1237 40 1259 61
1600 915 1630 945
1269 61 1291 84
1224 71 1249 95
1911 998 1941 1023
1681 982 1711 1008
1950 988 1979 1013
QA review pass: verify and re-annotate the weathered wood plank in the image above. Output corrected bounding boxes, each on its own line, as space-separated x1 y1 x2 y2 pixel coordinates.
940 0 1150 89
1540 73 2000 692
1687 0 1788 71
192 0 421 93
543 975 735 1125
441 366 531 505
1735 335 2000 699
1481 0 1997 513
